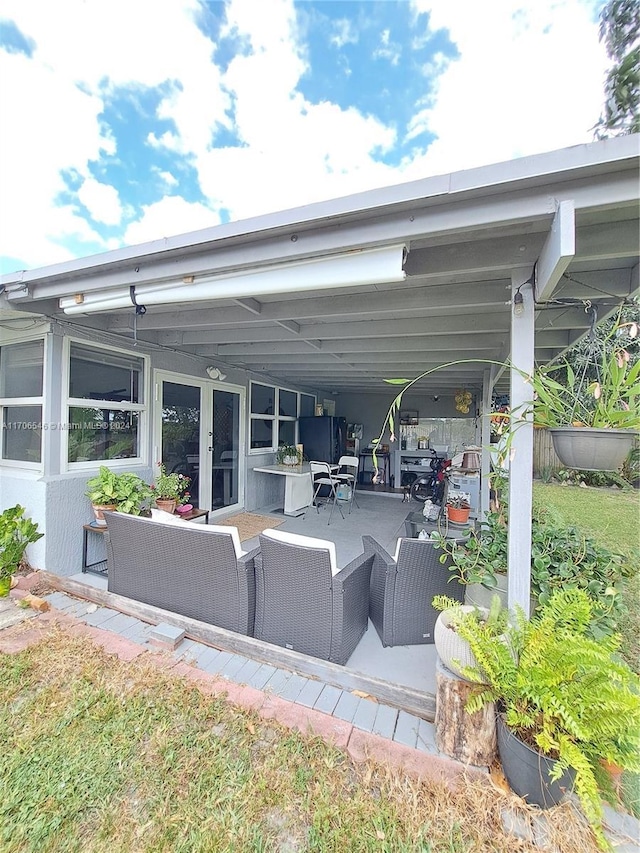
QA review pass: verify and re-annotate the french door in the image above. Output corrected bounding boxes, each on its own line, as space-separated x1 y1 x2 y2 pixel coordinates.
154 372 244 515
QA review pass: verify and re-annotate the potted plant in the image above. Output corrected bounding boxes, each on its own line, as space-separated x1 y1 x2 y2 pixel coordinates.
454 588 640 850
86 466 152 524
433 501 631 638
445 492 471 524
276 444 303 466
432 594 507 681
150 463 191 514
531 317 640 471
0 505 43 597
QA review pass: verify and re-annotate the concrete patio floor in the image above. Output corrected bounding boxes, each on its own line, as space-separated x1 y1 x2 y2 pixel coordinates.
246 489 439 696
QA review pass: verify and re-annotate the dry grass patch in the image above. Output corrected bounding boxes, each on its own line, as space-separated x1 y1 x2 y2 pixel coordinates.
1 629 602 852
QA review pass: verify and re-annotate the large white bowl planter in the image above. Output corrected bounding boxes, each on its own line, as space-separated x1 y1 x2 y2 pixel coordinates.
434 605 487 680
549 427 636 472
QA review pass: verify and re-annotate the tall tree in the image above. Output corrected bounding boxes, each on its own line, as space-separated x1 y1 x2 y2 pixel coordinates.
594 0 640 137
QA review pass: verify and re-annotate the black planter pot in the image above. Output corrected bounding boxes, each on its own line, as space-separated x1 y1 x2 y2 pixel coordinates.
496 716 575 809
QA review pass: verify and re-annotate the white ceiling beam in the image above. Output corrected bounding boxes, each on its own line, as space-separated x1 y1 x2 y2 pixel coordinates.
105 279 512 331
535 200 575 303
233 297 261 314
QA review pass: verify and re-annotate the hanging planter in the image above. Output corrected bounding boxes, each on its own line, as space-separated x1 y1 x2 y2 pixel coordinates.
549 426 636 472
532 312 640 473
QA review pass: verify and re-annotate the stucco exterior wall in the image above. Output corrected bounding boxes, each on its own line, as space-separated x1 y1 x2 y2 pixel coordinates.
0 322 321 575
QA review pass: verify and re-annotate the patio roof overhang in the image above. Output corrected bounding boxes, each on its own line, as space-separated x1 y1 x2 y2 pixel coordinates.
2 135 638 395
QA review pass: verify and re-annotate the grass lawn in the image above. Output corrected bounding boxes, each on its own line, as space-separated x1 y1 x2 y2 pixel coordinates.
532 483 639 560
0 630 600 853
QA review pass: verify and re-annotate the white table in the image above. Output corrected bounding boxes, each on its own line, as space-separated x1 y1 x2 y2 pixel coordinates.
253 463 314 516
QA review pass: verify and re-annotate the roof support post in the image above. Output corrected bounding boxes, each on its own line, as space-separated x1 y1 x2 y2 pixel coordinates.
507 272 534 616
480 368 493 520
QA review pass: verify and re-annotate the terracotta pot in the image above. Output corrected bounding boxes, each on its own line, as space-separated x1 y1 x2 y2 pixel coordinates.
447 505 470 524
155 499 177 514
92 503 117 526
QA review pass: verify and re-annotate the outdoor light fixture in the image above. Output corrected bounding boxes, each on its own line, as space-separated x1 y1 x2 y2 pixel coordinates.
513 286 524 317
206 366 227 381
59 244 407 316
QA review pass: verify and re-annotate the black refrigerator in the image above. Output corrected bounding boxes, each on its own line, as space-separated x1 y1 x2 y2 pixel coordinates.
298 416 347 465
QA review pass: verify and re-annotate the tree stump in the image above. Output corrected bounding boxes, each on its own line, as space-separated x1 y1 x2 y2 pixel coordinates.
434 659 497 766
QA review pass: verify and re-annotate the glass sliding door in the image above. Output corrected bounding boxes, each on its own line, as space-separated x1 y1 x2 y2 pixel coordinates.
211 389 241 510
160 381 201 504
156 373 244 515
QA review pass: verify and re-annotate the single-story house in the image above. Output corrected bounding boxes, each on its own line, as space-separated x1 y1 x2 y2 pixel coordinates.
1 134 638 614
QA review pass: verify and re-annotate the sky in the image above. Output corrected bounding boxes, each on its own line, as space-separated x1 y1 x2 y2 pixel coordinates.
0 0 611 275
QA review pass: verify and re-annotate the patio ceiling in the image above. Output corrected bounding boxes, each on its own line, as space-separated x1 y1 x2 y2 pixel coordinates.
2 137 638 396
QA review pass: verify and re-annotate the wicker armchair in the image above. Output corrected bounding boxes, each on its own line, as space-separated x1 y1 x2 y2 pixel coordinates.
104 511 258 636
363 535 464 647
255 529 374 664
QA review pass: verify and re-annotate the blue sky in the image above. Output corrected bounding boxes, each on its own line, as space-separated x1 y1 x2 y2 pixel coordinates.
0 0 609 274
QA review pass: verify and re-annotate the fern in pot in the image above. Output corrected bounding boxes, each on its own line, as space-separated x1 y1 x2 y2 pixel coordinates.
432 593 508 681
453 587 640 850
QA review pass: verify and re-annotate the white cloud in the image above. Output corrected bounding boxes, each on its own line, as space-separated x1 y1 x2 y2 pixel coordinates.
330 18 359 48
0 0 226 269
123 196 220 246
77 177 123 226
405 0 609 177
0 0 614 274
157 170 179 188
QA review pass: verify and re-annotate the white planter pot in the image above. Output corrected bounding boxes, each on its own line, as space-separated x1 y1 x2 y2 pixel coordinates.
434 606 488 680
550 427 636 472
464 575 507 609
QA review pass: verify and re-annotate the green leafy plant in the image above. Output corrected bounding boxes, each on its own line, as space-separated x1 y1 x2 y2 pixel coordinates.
531 316 640 430
455 588 640 851
150 463 191 503
0 505 43 585
85 466 152 515
432 504 632 639
433 594 508 637
445 493 470 510
276 444 303 465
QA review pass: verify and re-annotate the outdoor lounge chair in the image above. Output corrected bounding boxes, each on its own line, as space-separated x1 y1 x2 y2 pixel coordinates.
104 511 258 635
255 528 374 665
364 535 464 647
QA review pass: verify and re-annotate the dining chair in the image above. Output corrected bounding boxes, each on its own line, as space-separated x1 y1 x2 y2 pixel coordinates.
306 460 345 524
335 455 360 512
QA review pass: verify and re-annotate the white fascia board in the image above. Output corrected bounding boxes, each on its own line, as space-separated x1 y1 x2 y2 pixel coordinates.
3 135 638 293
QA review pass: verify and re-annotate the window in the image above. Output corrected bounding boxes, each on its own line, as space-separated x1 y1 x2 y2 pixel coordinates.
249 383 316 451
0 339 44 465
66 341 146 465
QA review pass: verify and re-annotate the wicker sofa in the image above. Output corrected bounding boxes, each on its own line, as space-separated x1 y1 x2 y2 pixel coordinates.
364 535 464 647
104 511 258 635
255 528 374 665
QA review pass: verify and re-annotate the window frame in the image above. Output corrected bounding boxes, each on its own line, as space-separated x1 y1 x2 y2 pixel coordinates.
61 337 149 471
0 335 46 470
249 381 316 453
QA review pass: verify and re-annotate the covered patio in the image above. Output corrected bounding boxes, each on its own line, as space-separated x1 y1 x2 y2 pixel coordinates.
1 135 638 717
